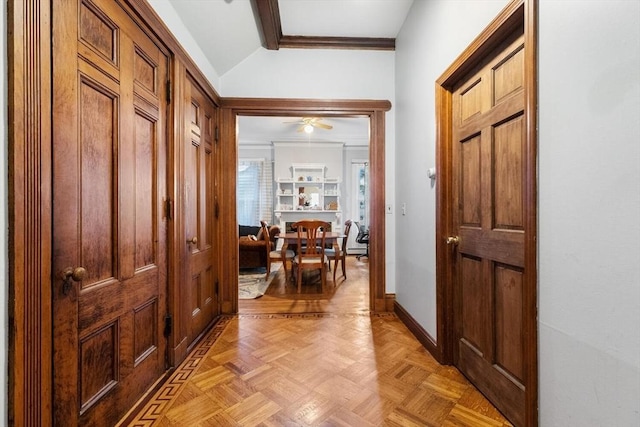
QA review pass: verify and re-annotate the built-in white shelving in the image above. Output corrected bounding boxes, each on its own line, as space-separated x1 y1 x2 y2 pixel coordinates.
275 164 341 213
274 163 343 233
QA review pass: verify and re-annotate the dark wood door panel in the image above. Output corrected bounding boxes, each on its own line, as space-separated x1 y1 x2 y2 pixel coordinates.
77 272 160 331
493 114 525 230
458 343 525 427
183 77 218 346
53 0 168 424
457 255 489 356
494 264 524 380
133 109 160 269
451 29 528 426
492 43 525 104
77 75 119 286
456 93 524 139
78 1 120 76
458 228 524 267
460 134 483 227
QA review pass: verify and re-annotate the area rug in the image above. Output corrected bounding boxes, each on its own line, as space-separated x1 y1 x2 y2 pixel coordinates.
238 263 280 299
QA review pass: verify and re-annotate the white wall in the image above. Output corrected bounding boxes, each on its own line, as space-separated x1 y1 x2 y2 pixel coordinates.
537 1 640 425
1 2 8 423
146 0 221 88
222 48 397 291
395 0 640 425
238 145 274 163
395 0 508 338
272 142 343 179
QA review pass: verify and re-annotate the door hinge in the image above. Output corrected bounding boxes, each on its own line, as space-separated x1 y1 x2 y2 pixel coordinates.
215 200 219 219
166 80 171 103
214 126 219 143
164 198 173 220
215 280 219 296
163 313 172 338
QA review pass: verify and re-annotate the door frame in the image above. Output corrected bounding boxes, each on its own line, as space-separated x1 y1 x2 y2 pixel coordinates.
218 98 391 314
435 0 537 425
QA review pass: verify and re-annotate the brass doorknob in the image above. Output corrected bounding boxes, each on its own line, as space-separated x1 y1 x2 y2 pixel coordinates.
60 266 87 282
59 266 87 295
446 236 460 245
187 236 198 245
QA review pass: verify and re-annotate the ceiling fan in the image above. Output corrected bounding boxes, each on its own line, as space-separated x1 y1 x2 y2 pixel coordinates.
284 117 333 133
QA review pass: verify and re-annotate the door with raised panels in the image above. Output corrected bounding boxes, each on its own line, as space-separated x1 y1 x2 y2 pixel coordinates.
183 75 218 346
450 30 528 426
52 0 169 424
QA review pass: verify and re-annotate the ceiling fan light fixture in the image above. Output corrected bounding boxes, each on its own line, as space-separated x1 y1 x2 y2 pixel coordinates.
303 124 314 133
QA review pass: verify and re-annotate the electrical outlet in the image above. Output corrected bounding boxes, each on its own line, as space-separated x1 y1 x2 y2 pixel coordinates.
386 204 392 214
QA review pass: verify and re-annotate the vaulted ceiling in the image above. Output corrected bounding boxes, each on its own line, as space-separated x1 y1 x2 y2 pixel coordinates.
167 0 414 76
166 0 414 145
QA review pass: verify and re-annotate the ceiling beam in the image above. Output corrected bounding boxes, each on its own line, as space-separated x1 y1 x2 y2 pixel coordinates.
254 0 282 50
253 0 396 51
280 35 395 51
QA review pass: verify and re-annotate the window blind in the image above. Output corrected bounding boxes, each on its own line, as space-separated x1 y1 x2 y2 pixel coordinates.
237 159 273 226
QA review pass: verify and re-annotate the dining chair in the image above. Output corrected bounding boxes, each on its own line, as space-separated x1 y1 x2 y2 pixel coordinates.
291 219 331 293
325 219 352 282
262 220 295 281
354 221 370 260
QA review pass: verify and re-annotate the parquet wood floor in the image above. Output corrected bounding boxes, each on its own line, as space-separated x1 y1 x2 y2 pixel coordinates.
125 257 513 426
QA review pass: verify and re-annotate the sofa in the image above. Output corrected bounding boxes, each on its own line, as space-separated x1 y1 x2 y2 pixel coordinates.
239 221 281 269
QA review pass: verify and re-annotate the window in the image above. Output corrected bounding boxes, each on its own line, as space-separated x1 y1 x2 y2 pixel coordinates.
237 159 273 226
348 160 369 253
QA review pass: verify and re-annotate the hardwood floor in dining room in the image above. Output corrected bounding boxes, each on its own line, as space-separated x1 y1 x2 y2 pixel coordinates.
126 257 513 426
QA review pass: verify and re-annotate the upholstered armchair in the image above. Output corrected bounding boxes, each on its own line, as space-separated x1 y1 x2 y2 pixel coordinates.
238 221 281 269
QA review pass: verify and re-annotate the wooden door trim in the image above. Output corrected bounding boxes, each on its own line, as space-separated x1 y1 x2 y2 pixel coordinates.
8 1 53 424
219 98 391 313
435 0 537 426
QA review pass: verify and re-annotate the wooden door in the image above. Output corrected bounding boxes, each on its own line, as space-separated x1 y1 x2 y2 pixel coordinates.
52 0 168 424
450 31 528 426
183 76 218 345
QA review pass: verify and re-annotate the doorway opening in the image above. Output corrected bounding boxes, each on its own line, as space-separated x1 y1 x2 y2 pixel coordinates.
218 98 391 314
236 116 371 312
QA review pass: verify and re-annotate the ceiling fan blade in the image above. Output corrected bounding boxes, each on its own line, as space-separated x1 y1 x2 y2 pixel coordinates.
283 117 332 131
314 122 333 130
